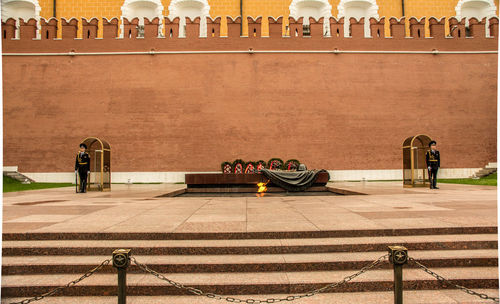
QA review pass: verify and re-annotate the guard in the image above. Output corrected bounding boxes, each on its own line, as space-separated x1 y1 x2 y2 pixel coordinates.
426 140 440 189
75 143 90 193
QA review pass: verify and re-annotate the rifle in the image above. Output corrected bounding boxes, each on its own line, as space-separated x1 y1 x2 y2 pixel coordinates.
75 171 79 193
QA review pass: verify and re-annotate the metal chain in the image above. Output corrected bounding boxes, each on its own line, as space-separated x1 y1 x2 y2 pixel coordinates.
9 259 112 304
409 257 499 303
131 254 388 303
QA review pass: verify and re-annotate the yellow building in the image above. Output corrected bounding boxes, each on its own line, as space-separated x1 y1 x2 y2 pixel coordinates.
2 0 499 37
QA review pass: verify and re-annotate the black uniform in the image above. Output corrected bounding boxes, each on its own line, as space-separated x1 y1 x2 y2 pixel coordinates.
75 152 90 193
426 149 440 189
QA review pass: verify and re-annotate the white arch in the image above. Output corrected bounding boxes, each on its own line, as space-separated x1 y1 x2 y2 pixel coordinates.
455 0 497 36
168 0 210 38
121 0 164 37
337 0 379 37
289 0 332 36
1 0 41 39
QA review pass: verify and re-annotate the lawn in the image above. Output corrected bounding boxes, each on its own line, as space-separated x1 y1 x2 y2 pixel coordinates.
438 173 497 186
3 176 74 193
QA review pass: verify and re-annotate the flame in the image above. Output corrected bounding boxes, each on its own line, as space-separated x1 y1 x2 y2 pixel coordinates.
256 180 269 197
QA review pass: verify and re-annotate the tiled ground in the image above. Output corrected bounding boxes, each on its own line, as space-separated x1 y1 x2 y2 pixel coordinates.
2 182 497 234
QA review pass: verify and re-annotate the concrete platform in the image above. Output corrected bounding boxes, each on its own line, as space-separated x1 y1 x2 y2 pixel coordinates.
2 182 497 234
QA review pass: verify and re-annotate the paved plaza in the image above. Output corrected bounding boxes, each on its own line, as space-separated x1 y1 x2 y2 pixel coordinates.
2 182 497 234
2 182 498 304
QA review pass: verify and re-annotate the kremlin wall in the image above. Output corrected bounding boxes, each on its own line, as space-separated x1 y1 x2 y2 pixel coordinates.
2 13 498 182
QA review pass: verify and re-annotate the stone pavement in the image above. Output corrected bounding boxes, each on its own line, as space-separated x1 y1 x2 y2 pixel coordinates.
2 182 497 233
2 182 498 304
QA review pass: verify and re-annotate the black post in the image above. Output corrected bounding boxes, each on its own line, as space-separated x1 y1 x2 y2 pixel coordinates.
388 246 408 304
113 249 131 304
240 0 243 36
53 0 56 18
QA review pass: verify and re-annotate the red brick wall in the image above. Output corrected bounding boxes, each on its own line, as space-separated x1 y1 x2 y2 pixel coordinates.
2 22 497 172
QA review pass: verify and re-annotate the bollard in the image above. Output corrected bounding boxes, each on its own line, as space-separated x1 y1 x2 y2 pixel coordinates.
388 246 408 304
112 249 131 304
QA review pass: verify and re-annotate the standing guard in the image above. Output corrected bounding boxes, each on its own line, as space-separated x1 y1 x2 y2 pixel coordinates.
75 143 90 193
426 140 440 189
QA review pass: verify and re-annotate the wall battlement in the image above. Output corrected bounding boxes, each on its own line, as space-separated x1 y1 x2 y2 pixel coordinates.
2 16 499 42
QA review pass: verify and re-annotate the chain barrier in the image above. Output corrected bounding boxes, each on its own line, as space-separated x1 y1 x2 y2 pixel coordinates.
409 257 499 303
131 254 388 303
9 258 112 304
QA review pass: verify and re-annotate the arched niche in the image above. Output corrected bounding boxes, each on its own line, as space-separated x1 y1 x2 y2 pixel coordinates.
402 134 433 188
289 0 332 36
121 0 164 36
455 0 497 36
1 0 41 39
168 0 210 37
1 0 40 21
338 0 379 37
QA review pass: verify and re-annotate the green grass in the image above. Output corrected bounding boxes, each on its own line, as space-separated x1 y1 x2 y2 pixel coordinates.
3 176 74 193
438 173 497 186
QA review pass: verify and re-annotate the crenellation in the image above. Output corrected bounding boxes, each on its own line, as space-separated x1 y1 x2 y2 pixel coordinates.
409 17 426 39
489 16 499 38
268 16 283 38
389 17 405 39
2 18 17 40
469 17 486 39
186 17 201 38
1 15 499 41
207 17 221 38
82 18 99 39
247 16 262 38
428 17 446 39
448 17 466 38
288 17 303 38
369 17 385 39
61 18 78 39
164 17 180 38
329 17 344 39
102 18 119 39
143 17 160 39
226 16 241 38
19 18 38 40
349 17 364 38
309 17 324 38
122 17 139 39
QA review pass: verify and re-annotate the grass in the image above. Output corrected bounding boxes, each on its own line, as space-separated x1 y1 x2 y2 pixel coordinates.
3 176 74 193
329 173 497 186
438 173 497 186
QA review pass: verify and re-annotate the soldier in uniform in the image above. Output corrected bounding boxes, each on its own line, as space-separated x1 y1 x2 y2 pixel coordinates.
75 143 90 193
426 140 440 189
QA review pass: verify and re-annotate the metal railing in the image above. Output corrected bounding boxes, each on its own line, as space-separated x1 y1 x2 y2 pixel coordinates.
9 246 499 304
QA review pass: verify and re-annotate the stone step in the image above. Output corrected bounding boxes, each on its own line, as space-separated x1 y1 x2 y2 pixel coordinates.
3 171 35 183
3 290 500 304
2 226 496 241
2 249 497 275
2 267 498 297
485 162 497 169
2 233 497 256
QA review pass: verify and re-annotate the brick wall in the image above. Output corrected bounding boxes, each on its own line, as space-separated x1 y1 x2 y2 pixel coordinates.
2 25 497 173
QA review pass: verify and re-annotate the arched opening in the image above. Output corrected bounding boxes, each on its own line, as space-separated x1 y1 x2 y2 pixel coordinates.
168 0 210 38
121 0 164 36
79 137 111 192
402 134 433 188
289 0 332 36
1 0 41 39
455 0 497 36
1 0 40 21
338 0 379 37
